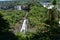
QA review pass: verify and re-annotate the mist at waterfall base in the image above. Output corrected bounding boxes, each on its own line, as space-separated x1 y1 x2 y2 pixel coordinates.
20 18 28 33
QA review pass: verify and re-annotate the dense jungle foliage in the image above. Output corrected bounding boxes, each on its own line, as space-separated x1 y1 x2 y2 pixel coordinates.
0 0 60 40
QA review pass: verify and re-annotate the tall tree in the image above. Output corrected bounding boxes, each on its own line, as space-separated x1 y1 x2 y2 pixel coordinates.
52 0 56 5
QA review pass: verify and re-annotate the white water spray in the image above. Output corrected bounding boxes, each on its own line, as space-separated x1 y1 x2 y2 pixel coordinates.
20 18 28 33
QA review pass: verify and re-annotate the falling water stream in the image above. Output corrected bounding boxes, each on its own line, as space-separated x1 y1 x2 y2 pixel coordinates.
20 12 28 33
20 18 28 33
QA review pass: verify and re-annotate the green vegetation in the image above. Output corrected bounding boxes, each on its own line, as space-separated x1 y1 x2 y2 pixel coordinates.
0 0 60 40
15 6 60 40
0 10 25 26
52 0 57 5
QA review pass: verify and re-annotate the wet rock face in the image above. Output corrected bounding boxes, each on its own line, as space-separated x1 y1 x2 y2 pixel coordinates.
21 4 31 12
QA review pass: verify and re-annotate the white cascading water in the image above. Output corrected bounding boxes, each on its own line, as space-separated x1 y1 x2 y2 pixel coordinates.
59 21 60 27
15 5 22 10
47 5 54 9
18 5 21 10
59 21 60 24
20 18 28 33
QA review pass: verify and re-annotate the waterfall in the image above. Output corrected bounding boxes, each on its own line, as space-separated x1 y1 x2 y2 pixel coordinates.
47 5 54 9
15 5 22 10
59 21 60 24
20 18 28 33
58 21 60 27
